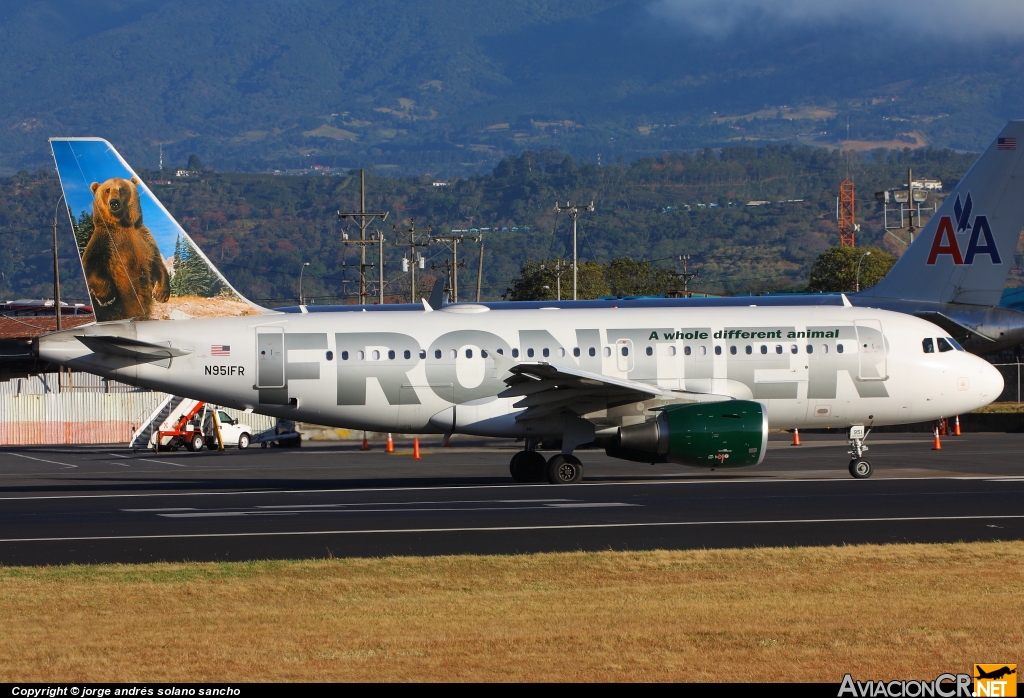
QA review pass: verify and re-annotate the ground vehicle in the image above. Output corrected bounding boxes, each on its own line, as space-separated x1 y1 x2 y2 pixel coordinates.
204 410 253 450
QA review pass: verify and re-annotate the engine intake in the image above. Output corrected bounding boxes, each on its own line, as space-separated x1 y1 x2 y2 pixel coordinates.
609 400 768 468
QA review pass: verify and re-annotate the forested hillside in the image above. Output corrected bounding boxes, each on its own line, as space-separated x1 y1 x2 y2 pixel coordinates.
1 1 1023 175
1 145 991 306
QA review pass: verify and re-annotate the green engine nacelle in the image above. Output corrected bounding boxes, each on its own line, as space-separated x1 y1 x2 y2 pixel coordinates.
607 400 768 468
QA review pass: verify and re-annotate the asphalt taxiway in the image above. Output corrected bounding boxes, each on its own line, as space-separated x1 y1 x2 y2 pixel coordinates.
1 433 1023 565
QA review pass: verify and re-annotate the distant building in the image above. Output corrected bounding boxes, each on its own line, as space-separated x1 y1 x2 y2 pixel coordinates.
174 170 196 178
912 179 943 191
432 181 449 187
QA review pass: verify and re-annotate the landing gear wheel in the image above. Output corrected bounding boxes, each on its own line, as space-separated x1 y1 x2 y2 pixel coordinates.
511 451 546 483
509 451 525 482
849 458 872 479
546 454 583 484
190 434 205 452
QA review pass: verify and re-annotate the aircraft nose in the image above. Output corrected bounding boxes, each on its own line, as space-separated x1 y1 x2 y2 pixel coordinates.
981 359 1004 401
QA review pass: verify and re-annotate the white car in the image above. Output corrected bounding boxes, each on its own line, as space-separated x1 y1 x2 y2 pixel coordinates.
204 410 253 450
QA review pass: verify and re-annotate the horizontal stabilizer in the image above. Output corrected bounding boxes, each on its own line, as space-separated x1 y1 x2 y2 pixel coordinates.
75 334 191 363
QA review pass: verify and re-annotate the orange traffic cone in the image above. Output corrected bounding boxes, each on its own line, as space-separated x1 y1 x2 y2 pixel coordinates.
791 428 801 446
361 431 370 451
443 435 452 447
386 433 394 453
412 437 421 460
932 426 942 451
954 415 961 436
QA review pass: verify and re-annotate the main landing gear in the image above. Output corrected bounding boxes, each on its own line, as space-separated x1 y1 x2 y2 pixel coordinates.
848 426 872 479
510 442 584 484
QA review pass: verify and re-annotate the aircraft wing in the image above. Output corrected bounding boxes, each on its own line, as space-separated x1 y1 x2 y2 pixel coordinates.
913 311 996 343
498 362 665 422
75 335 192 363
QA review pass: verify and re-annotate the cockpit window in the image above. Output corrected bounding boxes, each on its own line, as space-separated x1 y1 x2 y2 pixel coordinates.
946 337 965 351
937 337 954 352
922 338 935 353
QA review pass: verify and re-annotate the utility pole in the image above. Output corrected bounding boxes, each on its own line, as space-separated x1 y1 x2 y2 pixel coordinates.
377 231 385 305
337 170 388 304
541 259 570 300
431 257 465 303
431 233 480 302
554 201 594 300
475 237 485 302
667 254 699 298
393 219 431 304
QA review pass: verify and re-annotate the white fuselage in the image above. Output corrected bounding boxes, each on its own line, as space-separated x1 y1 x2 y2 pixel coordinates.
38 304 1003 438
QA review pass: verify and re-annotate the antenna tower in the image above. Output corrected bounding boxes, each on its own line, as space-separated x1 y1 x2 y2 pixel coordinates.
838 179 856 247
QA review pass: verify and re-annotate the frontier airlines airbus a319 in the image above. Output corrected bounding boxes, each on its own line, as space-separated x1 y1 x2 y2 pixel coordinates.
36 123 1024 481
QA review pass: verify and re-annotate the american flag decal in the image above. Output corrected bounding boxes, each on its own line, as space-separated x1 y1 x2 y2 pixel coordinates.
998 137 1017 151
211 345 231 356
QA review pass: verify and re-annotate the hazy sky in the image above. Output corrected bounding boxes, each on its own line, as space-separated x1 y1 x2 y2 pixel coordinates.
651 0 1024 39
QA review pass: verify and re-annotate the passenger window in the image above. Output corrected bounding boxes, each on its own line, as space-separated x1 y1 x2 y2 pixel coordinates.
559 348 566 357
745 345 752 355
449 349 457 359
821 345 828 354
435 349 442 359
341 351 349 361
326 351 334 361
573 347 581 357
496 348 504 355
937 337 954 352
806 345 813 354
512 348 520 358
646 346 653 356
760 345 768 355
481 350 488 358
466 349 473 358
621 346 629 356
730 346 737 355
403 349 411 359
589 347 596 357
372 350 380 360
715 346 722 355
542 348 549 357
527 348 535 358
836 344 844 354
388 349 396 360
776 345 782 354
684 346 692 356
419 350 426 359
922 338 934 353
701 346 707 356
668 346 677 356
357 350 365 360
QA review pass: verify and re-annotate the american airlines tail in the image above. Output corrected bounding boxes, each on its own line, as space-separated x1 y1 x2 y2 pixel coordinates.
858 120 1024 307
50 138 268 323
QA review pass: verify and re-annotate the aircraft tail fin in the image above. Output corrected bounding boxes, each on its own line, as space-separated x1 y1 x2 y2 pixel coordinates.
858 120 1024 306
49 138 269 322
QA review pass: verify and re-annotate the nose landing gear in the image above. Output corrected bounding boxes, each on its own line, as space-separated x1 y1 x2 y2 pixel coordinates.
848 425 872 479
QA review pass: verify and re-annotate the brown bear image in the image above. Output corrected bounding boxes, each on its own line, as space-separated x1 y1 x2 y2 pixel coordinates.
82 176 170 321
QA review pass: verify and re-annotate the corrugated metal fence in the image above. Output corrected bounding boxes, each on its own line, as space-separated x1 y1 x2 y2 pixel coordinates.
1 373 275 445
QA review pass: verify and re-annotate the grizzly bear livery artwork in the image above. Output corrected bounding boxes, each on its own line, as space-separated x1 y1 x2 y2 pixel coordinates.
51 138 263 322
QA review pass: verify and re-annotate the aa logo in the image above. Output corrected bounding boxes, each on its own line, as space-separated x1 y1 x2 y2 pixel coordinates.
926 192 1002 266
974 664 1017 697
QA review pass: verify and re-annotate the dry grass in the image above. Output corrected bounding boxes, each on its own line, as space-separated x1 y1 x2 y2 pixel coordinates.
2 542 1022 682
973 402 1024 413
